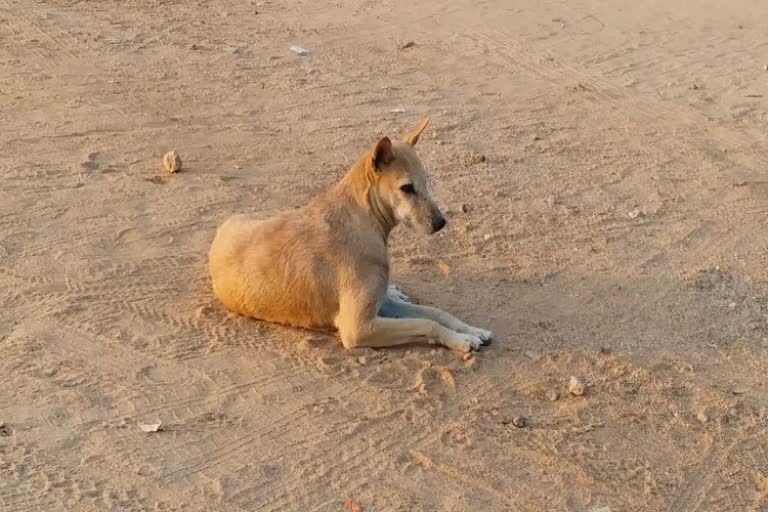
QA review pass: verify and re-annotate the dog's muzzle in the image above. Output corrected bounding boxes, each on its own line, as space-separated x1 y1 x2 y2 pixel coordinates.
432 214 447 233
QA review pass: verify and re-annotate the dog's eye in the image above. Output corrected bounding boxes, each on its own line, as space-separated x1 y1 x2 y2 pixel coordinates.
400 184 416 195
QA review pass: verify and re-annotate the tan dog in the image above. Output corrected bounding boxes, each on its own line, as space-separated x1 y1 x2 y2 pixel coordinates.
209 118 493 352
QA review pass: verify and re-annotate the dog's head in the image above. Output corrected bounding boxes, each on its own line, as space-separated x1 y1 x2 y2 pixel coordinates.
366 117 447 235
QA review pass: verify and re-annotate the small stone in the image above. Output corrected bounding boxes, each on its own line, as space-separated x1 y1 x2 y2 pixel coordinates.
483 233 493 241
764 64 768 71
696 409 709 423
138 421 163 433
357 356 367 366
628 208 642 219
461 203 469 213
569 376 587 396
512 416 526 428
228 46 242 54
545 389 559 402
289 45 310 56
463 151 486 165
691 83 699 90
463 352 473 361
189 43 199 50
532 135 541 141
0 421 5 429
399 41 416 50
162 151 182 173
728 301 737 309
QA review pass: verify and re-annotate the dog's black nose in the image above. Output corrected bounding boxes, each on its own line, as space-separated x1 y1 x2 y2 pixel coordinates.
433 215 447 232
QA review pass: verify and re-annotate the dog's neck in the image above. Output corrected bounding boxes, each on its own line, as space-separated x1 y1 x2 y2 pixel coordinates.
336 161 397 241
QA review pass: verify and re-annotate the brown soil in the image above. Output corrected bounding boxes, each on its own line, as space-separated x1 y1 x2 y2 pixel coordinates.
2 1 767 511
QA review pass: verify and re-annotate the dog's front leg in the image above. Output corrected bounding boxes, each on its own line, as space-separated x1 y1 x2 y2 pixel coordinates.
336 293 483 352
379 295 493 343
338 316 483 352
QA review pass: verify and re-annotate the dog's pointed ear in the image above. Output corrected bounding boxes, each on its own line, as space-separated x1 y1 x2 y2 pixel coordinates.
403 116 430 146
369 136 393 172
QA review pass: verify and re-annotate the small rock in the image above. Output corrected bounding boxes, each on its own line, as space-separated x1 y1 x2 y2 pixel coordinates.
728 301 737 309
512 416 526 428
399 41 416 50
483 233 493 241
569 376 587 396
189 43 199 50
460 203 469 213
0 421 5 429
228 46 242 54
357 356 367 366
138 421 163 433
545 389 559 402
691 83 699 90
696 409 709 423
463 352 474 361
764 64 768 71
289 45 310 56
532 135 541 141
343 499 364 512
162 151 182 173
628 208 642 219
465 151 485 164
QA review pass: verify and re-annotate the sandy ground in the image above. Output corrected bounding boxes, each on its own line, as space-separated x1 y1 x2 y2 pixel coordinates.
2 0 768 510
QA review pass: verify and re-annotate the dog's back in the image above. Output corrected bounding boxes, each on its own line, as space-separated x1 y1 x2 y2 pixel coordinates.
209 207 337 328
209 191 387 330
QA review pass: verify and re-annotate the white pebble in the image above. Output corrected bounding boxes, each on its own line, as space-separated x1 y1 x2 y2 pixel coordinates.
569 376 587 396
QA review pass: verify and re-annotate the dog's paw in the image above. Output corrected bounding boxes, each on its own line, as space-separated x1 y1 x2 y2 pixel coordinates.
387 284 411 303
469 326 494 345
443 332 483 353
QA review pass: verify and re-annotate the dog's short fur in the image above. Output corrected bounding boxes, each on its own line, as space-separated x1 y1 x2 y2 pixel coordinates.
209 118 494 352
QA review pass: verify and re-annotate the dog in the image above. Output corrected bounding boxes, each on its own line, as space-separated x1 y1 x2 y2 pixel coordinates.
209 118 494 352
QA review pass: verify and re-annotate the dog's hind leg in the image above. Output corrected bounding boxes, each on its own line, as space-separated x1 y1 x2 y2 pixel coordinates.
379 295 493 344
386 283 411 303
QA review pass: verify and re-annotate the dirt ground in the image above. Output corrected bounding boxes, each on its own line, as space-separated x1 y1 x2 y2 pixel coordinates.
2 0 768 511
